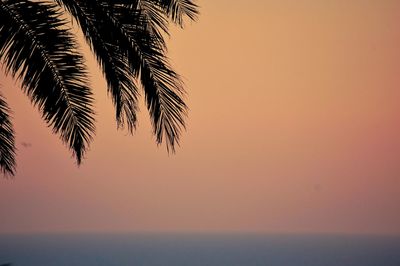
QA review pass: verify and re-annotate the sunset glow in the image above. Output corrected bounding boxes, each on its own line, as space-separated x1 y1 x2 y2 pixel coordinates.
1 0 400 235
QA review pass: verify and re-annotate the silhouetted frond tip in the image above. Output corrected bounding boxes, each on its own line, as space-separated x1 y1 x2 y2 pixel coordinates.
0 0 198 173
56 0 140 133
103 0 188 151
0 0 95 164
148 0 199 26
0 92 16 176
59 0 190 151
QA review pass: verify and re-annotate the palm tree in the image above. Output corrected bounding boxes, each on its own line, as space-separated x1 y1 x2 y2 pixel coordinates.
0 0 198 176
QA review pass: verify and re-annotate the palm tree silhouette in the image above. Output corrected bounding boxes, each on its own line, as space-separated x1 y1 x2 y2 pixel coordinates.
0 0 198 176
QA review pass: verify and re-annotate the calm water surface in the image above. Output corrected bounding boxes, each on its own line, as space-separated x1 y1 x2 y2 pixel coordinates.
1 233 399 266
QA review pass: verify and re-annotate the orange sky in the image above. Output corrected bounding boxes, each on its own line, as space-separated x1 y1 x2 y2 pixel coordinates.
1 0 400 234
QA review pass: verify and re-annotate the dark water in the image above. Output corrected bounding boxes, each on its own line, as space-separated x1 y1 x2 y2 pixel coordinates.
1 233 400 266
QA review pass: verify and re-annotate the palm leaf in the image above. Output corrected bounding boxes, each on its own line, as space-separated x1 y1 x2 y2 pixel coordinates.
0 91 16 176
147 0 199 26
59 0 189 151
0 0 95 164
102 0 188 151
136 0 170 48
56 0 140 132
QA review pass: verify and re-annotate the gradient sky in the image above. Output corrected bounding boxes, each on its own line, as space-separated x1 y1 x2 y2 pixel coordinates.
1 0 400 234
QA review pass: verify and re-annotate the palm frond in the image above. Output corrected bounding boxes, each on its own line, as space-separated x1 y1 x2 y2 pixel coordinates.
135 0 170 48
100 0 188 151
146 0 199 26
0 0 95 164
58 0 188 151
0 91 16 177
56 0 139 132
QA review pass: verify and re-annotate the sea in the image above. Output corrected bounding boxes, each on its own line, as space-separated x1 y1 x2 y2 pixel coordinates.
1 233 399 266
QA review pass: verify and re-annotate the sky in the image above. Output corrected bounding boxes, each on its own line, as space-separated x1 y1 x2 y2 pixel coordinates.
1 0 400 234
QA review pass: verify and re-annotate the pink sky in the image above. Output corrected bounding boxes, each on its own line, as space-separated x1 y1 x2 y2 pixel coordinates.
1 0 400 234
